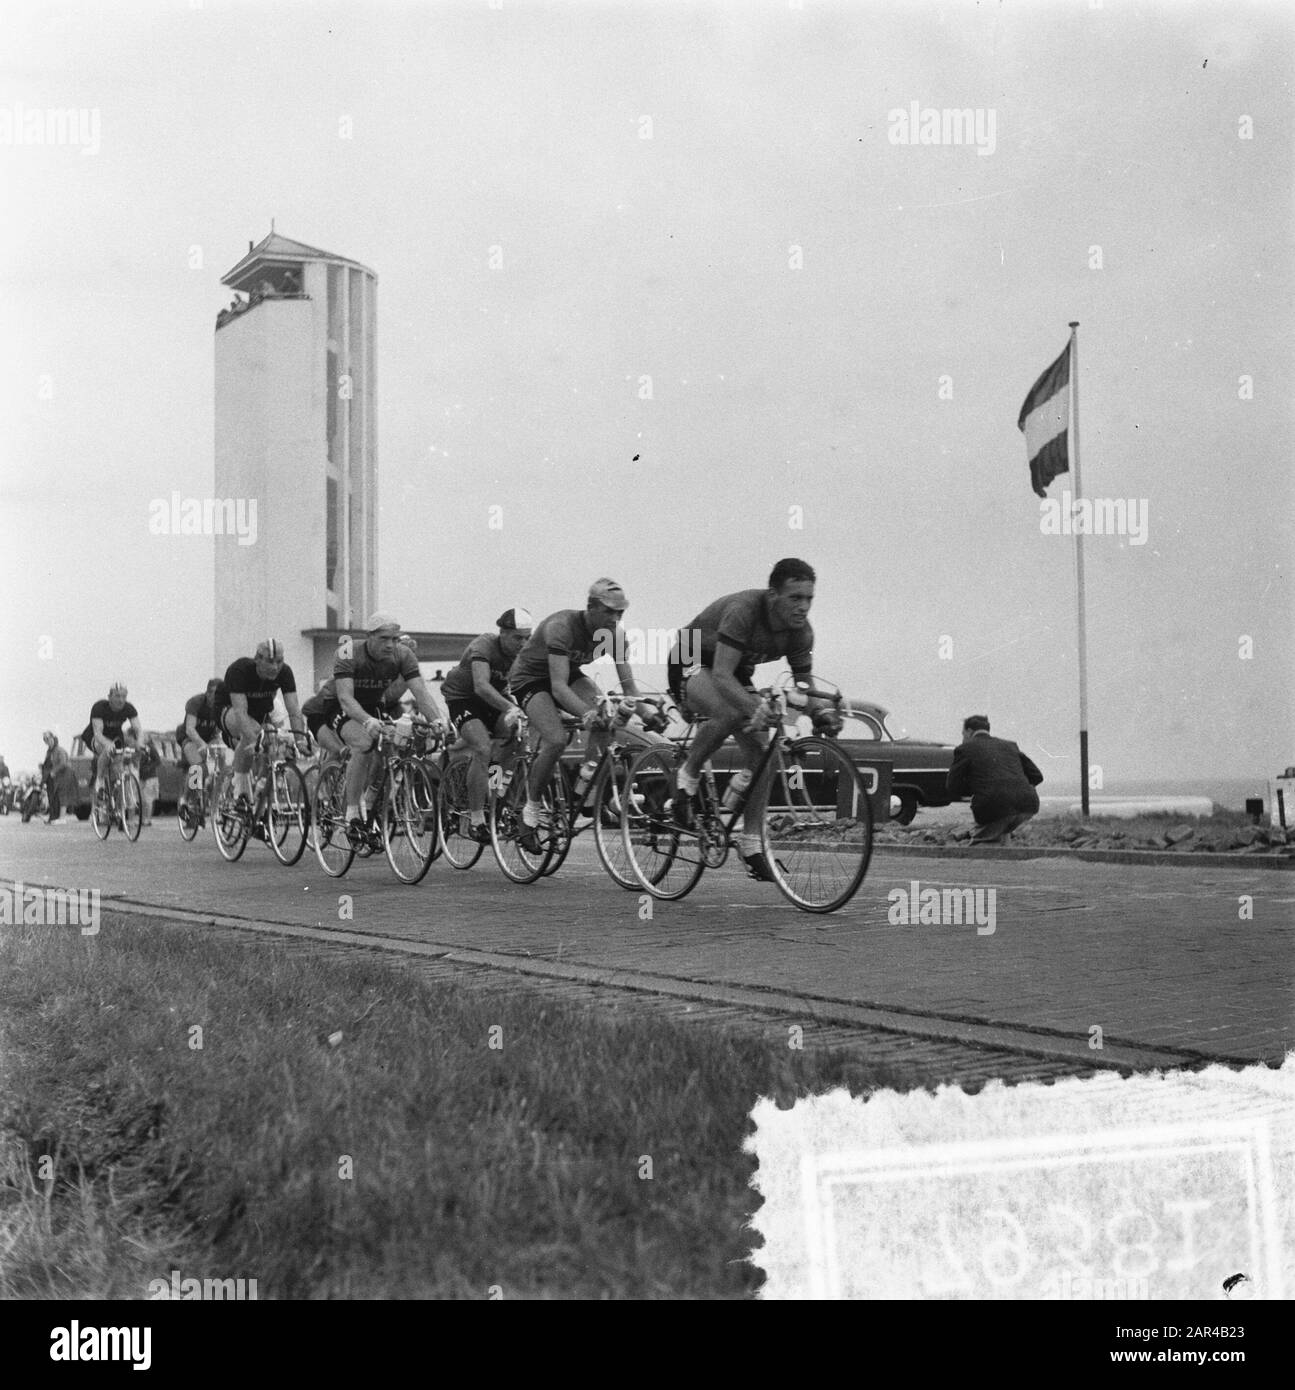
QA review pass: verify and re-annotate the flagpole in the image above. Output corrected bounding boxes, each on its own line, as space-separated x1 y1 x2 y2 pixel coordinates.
1068 321 1090 818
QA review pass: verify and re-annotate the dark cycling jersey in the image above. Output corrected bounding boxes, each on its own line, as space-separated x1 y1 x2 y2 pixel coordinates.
177 691 221 744
332 641 421 717
214 658 297 724
669 589 814 687
88 699 139 745
441 633 511 702
509 609 616 689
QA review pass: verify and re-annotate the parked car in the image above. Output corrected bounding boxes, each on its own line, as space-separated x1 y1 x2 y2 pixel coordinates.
831 700 957 825
67 730 187 820
556 697 956 825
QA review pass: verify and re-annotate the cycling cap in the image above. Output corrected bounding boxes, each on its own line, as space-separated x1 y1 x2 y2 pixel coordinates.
397 633 419 650
109 680 128 696
365 611 401 634
496 608 534 633
587 579 628 611
255 638 284 662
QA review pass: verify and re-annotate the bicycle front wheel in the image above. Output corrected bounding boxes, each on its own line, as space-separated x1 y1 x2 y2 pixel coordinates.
759 736 873 913
437 759 485 869
539 768 572 877
311 762 355 877
490 772 551 883
211 770 249 862
268 761 310 866
177 778 200 840
91 781 112 840
121 769 144 842
620 746 706 901
384 763 437 884
592 756 640 890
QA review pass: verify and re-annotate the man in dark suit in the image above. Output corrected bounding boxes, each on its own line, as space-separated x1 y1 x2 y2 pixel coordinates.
946 714 1044 844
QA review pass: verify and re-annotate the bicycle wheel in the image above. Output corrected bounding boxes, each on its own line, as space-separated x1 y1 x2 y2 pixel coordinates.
91 779 112 840
120 769 144 842
268 761 310 866
384 763 437 884
539 768 573 876
176 777 200 840
620 746 706 901
211 769 249 862
759 736 873 913
592 755 640 890
490 771 551 883
437 759 485 870
311 762 355 877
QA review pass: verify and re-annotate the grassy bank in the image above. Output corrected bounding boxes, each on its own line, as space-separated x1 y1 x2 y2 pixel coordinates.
0 917 911 1300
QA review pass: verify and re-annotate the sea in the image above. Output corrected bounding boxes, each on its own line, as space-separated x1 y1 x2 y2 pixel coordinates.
1034 778 1271 812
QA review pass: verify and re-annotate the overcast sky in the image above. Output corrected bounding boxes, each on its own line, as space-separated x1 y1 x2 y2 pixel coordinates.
2 0 1291 788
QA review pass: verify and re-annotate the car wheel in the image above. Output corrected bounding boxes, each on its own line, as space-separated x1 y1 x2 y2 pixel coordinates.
890 788 919 826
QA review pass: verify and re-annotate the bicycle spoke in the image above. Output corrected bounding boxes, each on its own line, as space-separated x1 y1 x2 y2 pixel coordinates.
760 737 873 913
620 747 706 901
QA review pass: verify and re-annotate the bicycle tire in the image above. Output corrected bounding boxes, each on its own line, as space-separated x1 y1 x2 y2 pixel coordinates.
383 763 437 884
620 746 706 901
268 761 310 866
760 735 873 913
539 768 573 876
437 759 485 870
121 769 144 842
591 754 640 890
311 762 355 877
176 777 201 840
91 780 112 840
490 770 551 883
211 769 249 862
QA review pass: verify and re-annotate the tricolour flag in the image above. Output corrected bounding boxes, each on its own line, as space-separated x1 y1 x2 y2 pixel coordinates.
1017 343 1070 498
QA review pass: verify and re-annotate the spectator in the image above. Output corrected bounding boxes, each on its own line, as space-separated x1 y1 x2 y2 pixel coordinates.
139 740 160 827
40 729 73 825
945 714 1043 845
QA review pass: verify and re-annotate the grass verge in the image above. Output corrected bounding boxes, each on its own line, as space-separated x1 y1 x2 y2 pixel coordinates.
0 916 915 1299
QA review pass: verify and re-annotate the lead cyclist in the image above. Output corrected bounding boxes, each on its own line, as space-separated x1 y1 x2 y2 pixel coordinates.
666 558 843 881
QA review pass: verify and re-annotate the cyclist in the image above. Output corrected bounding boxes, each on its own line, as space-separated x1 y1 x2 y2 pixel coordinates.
177 678 225 769
86 681 142 789
439 608 532 843
325 613 448 834
213 639 307 808
508 579 659 853
665 558 842 881
302 634 424 765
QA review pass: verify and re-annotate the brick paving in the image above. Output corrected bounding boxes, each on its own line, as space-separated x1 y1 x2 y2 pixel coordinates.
2 817 1291 1064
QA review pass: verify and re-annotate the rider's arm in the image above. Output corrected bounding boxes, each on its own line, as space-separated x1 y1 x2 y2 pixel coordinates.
126 717 142 744
185 713 199 742
547 653 593 719
91 717 106 747
471 660 514 713
229 692 250 720
335 677 372 728
405 675 448 727
282 691 305 733
711 643 763 718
